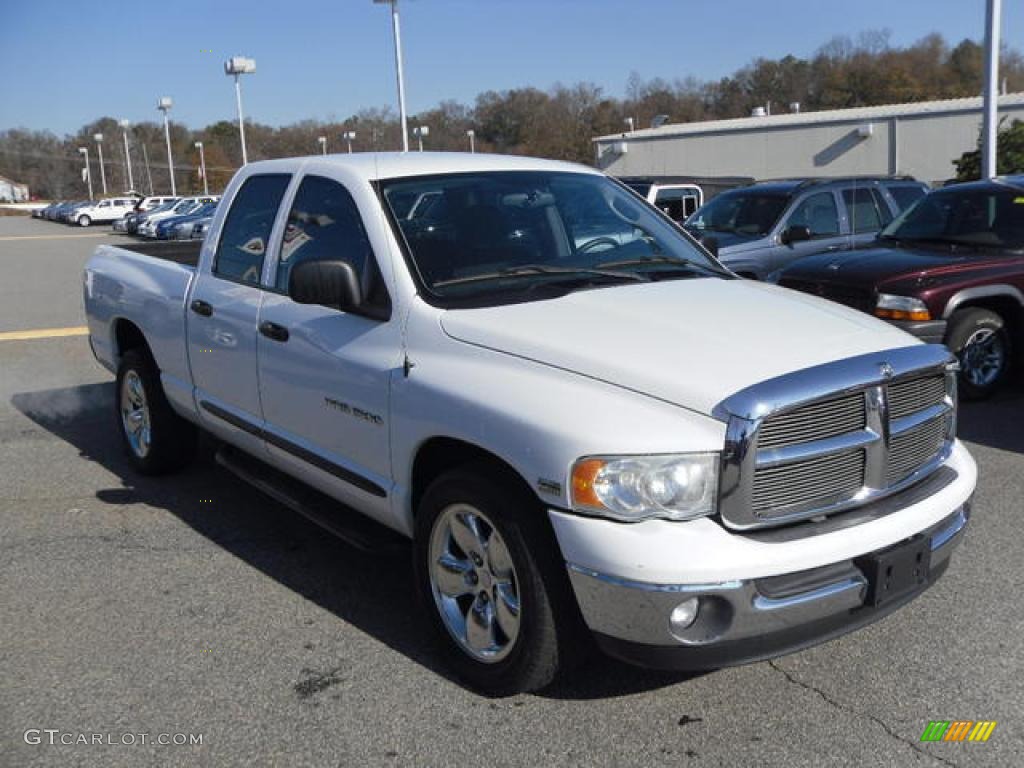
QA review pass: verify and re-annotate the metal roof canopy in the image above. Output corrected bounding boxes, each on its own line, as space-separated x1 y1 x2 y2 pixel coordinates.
595 93 1024 143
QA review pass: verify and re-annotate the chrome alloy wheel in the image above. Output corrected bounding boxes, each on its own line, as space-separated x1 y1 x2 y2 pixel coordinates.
961 328 1006 388
428 504 521 663
120 370 151 458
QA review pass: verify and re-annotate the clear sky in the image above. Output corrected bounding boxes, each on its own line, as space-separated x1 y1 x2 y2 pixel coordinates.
2 0 1021 135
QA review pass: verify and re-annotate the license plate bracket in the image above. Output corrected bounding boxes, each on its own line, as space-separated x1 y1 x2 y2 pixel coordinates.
857 535 931 608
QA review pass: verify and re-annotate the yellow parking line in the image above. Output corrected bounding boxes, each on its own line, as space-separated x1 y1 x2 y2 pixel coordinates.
0 233 112 241
0 326 89 341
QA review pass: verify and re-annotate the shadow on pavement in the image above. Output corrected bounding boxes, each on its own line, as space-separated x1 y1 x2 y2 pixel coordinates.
958 385 1024 454
12 381 699 700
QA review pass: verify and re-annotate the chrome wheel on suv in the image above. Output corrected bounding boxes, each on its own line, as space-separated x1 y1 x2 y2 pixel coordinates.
961 327 1007 389
428 503 521 663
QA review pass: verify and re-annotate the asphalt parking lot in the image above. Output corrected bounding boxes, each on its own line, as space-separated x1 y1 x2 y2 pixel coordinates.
2 214 1023 767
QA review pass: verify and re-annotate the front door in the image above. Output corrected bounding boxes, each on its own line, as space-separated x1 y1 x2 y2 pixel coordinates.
256 174 398 522
773 189 847 273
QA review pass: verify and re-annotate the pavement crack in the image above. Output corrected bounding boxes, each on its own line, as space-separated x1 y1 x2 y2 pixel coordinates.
768 660 959 768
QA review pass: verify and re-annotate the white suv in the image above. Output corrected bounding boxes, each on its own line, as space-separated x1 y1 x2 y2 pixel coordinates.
74 197 139 227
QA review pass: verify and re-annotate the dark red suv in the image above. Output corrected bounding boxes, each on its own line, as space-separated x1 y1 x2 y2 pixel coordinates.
779 176 1024 399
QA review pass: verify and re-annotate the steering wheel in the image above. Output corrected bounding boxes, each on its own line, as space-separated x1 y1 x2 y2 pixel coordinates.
578 236 619 254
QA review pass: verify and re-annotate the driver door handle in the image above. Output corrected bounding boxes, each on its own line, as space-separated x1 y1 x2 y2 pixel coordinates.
259 321 289 343
190 299 213 317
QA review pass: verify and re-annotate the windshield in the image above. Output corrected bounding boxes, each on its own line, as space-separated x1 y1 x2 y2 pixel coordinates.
685 189 790 236
381 171 726 307
881 186 1024 249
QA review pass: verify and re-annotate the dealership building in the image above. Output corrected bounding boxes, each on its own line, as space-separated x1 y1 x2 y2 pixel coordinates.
594 93 1024 187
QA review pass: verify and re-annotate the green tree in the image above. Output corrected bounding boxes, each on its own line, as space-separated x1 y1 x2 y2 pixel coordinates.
955 119 1024 180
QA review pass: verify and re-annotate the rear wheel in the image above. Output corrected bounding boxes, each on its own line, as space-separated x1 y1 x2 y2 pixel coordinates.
413 464 582 695
945 308 1011 400
77 214 91 227
115 349 197 474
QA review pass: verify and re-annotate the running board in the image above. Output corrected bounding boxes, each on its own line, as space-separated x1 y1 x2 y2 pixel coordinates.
215 445 406 553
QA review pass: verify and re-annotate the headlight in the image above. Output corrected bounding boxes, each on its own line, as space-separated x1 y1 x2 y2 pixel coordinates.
874 293 931 322
570 453 718 522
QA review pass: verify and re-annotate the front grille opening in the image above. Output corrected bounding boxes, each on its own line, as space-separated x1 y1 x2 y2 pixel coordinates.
888 414 949 486
757 392 865 449
888 375 946 420
752 449 865 516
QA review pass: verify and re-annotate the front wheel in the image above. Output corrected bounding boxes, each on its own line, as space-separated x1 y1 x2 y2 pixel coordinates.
115 349 197 474
413 465 582 695
77 214 91 227
945 308 1011 400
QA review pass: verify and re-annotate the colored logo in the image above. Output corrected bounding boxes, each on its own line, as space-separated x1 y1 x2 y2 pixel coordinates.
920 721 997 742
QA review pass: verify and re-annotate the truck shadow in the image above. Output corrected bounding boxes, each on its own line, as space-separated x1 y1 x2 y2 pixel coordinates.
11 382 701 701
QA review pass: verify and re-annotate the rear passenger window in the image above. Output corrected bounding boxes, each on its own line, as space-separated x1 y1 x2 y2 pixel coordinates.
787 192 840 237
214 174 291 285
888 185 927 212
275 175 387 312
842 188 886 233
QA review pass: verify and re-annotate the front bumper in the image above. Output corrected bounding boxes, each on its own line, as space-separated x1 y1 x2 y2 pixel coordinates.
550 441 975 670
887 318 948 345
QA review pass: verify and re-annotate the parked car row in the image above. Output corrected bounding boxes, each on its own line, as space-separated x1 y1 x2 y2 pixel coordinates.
36 193 218 241
678 174 1024 398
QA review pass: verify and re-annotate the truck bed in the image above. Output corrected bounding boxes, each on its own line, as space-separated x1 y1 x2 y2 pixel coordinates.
116 239 202 268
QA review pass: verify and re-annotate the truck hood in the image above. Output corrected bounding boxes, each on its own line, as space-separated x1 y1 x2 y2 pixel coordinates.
439 278 916 417
782 245 970 289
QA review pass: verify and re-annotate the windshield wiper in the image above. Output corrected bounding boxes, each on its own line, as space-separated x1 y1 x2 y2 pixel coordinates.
434 263 649 288
597 255 729 277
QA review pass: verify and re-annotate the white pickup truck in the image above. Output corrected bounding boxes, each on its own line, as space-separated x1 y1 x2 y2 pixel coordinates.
84 153 976 695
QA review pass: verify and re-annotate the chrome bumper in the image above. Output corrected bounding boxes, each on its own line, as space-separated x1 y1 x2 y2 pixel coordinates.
568 504 969 668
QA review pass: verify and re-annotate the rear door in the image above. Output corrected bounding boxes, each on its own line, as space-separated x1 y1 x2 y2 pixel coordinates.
256 172 398 520
841 185 892 248
187 173 292 451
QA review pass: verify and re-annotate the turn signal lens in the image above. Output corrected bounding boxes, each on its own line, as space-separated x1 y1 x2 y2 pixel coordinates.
874 293 931 322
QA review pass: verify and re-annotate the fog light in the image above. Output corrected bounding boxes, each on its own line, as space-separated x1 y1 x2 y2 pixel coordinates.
669 597 700 638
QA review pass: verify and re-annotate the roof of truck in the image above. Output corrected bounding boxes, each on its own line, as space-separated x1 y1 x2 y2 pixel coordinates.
242 152 601 181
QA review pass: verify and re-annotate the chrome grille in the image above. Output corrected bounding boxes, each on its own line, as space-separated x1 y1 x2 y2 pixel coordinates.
758 393 864 449
716 346 957 531
888 413 949 485
752 449 865 515
888 375 946 419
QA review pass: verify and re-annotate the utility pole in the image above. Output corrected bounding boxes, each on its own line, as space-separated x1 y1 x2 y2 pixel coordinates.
982 0 1002 179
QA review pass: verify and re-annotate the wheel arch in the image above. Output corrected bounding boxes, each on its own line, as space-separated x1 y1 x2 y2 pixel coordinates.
112 317 154 364
410 436 540 518
944 287 1024 345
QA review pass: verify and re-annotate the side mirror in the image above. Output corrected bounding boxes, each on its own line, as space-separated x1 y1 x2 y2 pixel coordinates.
288 259 362 311
780 225 812 245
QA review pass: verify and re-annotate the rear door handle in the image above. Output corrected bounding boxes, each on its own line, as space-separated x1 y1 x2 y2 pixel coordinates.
259 321 290 343
190 299 213 317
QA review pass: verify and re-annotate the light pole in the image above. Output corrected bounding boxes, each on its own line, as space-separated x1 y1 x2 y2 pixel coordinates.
141 142 154 196
224 56 256 165
317 136 327 155
119 120 135 193
412 125 429 152
982 0 1002 180
375 0 409 152
93 133 108 195
343 130 356 153
78 147 93 199
466 129 475 153
157 97 176 195
195 141 208 195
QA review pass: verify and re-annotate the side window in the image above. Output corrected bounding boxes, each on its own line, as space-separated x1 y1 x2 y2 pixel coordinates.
871 188 894 225
214 174 291 285
787 191 840 237
842 187 885 233
888 185 927 212
275 175 386 312
654 188 699 223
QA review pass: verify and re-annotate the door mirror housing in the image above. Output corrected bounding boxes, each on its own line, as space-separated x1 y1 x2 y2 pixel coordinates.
780 224 812 245
288 259 362 311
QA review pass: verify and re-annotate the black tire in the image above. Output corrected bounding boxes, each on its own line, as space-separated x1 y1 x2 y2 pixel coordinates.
945 308 1011 400
78 214 91 227
115 349 197 474
413 463 585 696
